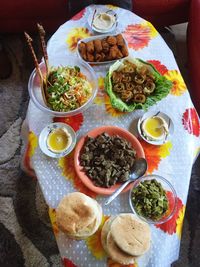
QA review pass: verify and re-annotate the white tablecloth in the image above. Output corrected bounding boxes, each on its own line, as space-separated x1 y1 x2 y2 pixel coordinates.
23 4 200 267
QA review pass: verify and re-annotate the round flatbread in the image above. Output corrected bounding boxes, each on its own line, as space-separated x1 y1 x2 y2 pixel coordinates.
67 216 97 239
106 232 136 265
90 202 103 235
110 213 151 256
72 201 103 238
101 216 116 252
56 192 98 236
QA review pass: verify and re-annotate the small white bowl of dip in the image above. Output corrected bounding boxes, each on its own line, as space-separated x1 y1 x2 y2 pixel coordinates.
88 8 117 33
137 111 174 145
39 122 76 158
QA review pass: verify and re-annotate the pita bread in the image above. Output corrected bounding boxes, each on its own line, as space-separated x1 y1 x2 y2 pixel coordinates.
101 216 116 252
106 232 136 265
110 213 151 256
90 202 103 235
56 192 100 237
69 201 103 239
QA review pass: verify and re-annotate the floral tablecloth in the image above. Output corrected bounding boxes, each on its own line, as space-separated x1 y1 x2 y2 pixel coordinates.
22 4 200 267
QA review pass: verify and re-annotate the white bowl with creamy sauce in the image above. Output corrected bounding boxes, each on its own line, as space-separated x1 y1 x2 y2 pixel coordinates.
137 111 174 145
39 122 76 158
88 8 117 33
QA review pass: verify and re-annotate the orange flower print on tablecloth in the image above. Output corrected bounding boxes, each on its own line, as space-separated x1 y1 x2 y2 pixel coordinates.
62 257 78 267
123 22 158 50
147 60 168 75
86 215 109 259
164 70 187 96
107 258 138 267
66 27 91 51
53 113 84 132
49 208 59 235
71 8 86 20
182 108 200 137
94 76 105 105
156 192 185 239
23 131 38 176
59 151 97 198
139 139 172 174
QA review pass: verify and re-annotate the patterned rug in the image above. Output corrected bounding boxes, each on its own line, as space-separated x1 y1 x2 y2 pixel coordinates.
0 31 199 267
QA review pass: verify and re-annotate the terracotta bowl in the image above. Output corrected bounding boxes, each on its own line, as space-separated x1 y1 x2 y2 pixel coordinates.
74 126 145 195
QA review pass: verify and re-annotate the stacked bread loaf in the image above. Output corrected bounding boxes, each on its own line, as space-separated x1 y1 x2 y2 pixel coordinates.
101 213 151 264
56 192 102 239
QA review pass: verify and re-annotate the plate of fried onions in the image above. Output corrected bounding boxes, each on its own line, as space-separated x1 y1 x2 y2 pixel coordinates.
105 58 172 112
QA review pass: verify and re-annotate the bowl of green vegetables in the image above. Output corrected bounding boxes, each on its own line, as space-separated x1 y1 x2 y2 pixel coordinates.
129 175 177 224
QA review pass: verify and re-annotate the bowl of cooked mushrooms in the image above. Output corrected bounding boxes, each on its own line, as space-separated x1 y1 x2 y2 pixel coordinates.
74 126 145 195
105 57 172 112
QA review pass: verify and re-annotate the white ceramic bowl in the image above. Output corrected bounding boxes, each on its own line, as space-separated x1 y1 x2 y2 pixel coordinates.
87 7 118 34
137 111 174 145
39 122 76 158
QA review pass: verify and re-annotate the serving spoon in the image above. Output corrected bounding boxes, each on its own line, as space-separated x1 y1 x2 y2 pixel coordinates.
104 158 147 205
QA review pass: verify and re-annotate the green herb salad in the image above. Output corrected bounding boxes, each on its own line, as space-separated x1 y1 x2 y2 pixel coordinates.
45 66 92 112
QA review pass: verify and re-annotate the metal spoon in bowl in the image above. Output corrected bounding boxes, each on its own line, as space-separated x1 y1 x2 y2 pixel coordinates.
104 158 147 205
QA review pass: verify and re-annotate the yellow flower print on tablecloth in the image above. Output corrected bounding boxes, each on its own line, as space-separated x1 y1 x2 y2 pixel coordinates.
144 21 158 38
164 70 187 96
176 205 186 239
105 95 127 117
49 208 59 235
94 76 105 105
194 147 200 160
59 152 75 180
86 215 109 259
94 76 126 117
59 152 97 198
23 131 38 176
106 5 118 10
66 27 91 51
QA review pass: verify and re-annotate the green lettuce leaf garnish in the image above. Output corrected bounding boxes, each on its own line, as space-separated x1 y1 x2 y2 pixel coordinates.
105 58 172 112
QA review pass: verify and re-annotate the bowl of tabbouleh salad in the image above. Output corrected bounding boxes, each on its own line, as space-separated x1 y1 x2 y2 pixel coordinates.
28 55 98 117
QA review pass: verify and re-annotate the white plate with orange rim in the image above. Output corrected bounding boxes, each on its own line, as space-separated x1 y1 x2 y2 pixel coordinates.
137 111 174 145
39 122 76 158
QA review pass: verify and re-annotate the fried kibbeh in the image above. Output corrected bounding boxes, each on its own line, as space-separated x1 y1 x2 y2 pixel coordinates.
79 34 128 62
